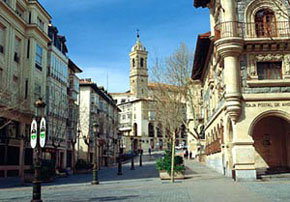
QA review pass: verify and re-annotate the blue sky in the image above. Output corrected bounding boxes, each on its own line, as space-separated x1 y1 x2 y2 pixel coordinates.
39 0 210 92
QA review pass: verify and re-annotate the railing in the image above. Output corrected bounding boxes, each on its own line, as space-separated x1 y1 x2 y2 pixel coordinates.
215 21 290 41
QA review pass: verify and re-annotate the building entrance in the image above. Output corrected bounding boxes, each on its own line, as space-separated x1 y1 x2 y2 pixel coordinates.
253 116 290 172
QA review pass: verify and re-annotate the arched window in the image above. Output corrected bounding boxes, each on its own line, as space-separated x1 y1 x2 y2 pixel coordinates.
255 9 277 37
148 123 154 137
140 58 144 67
133 123 137 136
157 123 162 137
132 59 135 67
180 124 186 138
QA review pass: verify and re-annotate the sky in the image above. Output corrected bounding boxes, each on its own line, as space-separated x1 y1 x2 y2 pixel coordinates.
39 0 210 93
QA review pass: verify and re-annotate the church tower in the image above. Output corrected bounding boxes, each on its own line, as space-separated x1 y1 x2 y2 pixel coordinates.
129 33 148 98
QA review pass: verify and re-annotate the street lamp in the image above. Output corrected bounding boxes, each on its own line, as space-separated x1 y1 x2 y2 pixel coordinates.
130 137 135 170
92 123 100 185
139 139 143 167
117 137 123 175
31 98 46 202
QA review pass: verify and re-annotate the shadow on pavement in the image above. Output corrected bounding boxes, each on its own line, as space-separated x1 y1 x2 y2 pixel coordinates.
89 195 139 201
0 153 163 189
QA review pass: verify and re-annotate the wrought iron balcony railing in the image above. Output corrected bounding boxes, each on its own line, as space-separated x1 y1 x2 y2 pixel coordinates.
214 21 290 41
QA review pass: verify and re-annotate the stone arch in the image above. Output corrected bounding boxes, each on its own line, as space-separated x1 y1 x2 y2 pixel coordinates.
244 0 289 37
248 110 290 137
249 110 290 170
245 0 288 23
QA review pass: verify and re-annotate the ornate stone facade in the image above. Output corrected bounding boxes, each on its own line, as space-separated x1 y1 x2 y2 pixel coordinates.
193 0 290 181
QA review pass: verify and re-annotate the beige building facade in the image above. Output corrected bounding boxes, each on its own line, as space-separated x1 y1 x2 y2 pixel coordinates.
192 0 290 181
0 0 51 178
78 79 120 167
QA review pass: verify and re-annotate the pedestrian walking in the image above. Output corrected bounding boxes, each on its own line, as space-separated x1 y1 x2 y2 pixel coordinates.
148 145 152 156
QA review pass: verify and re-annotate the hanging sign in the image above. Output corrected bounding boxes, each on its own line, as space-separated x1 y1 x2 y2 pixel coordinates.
30 119 37 149
39 117 46 148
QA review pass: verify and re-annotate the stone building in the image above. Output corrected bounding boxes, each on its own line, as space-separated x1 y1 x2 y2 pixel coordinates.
0 0 51 178
111 35 187 153
66 59 82 170
192 0 290 181
78 79 120 167
45 24 69 169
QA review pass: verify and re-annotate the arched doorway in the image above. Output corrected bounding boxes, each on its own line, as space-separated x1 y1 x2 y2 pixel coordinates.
148 123 154 137
252 116 290 172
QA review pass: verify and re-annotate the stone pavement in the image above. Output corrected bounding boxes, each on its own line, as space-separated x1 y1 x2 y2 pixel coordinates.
0 152 290 202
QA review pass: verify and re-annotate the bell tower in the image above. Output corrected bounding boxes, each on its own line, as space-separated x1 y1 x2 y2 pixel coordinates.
129 33 148 98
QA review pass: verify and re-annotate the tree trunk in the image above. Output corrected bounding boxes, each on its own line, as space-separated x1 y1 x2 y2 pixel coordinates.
170 133 176 183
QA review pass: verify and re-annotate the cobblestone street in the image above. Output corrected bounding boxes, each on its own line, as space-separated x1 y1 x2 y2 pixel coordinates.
0 152 290 202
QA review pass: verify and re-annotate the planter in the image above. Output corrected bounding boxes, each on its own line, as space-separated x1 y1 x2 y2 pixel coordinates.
159 170 185 180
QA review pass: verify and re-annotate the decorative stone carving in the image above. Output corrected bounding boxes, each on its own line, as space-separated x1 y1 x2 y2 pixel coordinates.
255 54 283 62
248 55 257 76
284 55 290 75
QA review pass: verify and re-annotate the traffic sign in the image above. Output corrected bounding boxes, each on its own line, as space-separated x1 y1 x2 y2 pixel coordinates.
30 119 37 149
39 117 46 148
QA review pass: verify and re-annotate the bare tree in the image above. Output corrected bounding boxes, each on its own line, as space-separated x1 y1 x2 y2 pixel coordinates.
150 43 199 182
47 91 68 168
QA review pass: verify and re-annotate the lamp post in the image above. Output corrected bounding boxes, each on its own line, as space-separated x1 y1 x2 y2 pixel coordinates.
31 98 46 202
117 138 123 175
92 123 100 185
139 139 143 167
130 137 135 170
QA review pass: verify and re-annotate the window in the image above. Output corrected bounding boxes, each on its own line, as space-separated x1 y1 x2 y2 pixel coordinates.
132 59 135 67
255 9 277 37
0 26 5 54
0 68 3 88
257 62 282 80
140 58 144 67
37 17 44 30
14 37 21 63
25 79 28 99
16 4 25 19
148 123 154 137
35 44 43 70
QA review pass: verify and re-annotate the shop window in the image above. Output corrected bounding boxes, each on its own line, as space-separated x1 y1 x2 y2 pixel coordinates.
257 62 282 80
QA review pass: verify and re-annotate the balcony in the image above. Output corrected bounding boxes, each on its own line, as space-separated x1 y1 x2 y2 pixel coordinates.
214 21 290 41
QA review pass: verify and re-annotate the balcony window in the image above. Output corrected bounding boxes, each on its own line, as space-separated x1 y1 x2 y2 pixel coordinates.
14 37 21 63
255 9 277 37
35 44 43 70
16 4 25 20
37 17 44 31
257 62 282 80
0 26 4 54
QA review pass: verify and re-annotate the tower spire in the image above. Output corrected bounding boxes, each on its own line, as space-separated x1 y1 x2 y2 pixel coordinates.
136 29 140 39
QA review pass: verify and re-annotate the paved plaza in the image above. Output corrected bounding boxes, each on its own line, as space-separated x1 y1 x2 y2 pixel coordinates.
0 152 290 202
